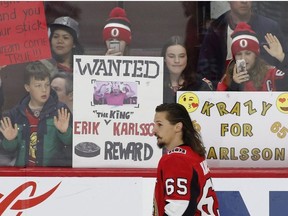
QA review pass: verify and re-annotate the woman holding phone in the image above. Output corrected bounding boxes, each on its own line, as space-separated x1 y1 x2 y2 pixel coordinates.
103 7 131 56
217 22 288 91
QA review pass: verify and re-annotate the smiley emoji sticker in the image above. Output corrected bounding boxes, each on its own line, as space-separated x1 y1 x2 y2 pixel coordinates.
178 92 199 113
276 93 288 114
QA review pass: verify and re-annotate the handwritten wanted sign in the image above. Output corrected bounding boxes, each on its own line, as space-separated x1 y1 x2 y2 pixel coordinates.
0 1 51 66
177 91 288 168
73 55 163 168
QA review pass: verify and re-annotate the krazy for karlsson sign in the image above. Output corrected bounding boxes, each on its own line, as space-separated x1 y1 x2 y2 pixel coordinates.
177 91 288 168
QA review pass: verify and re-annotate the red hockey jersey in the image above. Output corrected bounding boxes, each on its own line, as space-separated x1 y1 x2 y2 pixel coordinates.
217 67 288 91
243 67 286 91
153 145 219 216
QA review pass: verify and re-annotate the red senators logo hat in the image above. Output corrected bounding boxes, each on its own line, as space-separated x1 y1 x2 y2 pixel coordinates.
103 7 132 44
231 22 260 57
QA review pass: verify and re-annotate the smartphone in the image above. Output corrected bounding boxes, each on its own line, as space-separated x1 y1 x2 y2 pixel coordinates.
236 59 246 73
109 40 120 52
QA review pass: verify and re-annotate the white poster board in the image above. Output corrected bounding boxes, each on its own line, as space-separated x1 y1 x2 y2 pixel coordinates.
73 55 163 168
177 91 288 168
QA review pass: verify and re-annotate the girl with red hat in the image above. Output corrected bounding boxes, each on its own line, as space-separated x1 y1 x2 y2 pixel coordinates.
217 22 288 91
103 7 132 56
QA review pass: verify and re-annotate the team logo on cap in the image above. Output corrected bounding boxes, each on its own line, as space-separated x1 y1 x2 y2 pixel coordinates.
111 28 120 37
239 39 248 48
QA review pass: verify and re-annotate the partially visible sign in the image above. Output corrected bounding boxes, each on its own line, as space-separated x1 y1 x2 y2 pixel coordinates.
0 1 51 66
177 91 288 168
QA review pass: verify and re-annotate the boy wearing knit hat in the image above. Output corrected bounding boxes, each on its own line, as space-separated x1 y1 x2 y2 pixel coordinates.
103 7 132 56
217 22 288 91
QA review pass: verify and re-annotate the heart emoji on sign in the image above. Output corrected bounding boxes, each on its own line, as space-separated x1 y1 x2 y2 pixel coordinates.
192 103 199 108
276 93 288 114
178 92 200 113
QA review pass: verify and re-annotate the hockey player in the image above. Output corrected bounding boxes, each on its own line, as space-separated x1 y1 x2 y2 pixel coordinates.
152 103 219 215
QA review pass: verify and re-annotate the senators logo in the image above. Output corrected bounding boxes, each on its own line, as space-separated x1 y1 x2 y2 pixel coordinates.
0 181 61 215
239 39 248 48
111 28 119 37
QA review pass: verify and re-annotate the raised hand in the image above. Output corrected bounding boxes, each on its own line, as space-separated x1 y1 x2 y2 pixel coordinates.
263 33 285 62
0 117 18 141
54 107 70 133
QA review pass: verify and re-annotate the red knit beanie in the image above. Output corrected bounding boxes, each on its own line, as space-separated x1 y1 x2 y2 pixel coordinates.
103 7 131 44
231 22 259 57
